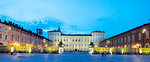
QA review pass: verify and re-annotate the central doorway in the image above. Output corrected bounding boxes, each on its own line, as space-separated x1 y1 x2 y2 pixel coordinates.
75 49 78 51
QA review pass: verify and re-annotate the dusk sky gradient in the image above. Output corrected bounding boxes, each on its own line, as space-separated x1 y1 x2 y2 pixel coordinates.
0 0 150 38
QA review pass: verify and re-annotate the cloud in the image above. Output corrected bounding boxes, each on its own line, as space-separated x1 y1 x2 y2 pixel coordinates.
0 15 63 37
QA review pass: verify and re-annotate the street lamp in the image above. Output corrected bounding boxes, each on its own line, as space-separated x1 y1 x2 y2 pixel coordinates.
142 29 146 33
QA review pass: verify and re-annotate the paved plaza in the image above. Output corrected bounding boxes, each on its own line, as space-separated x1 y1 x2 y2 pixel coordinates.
0 53 150 62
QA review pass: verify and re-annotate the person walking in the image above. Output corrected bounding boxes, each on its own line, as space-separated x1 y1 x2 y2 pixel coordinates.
104 51 107 58
102 52 104 58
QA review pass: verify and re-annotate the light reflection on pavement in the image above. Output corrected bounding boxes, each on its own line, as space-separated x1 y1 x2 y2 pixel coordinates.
0 53 150 62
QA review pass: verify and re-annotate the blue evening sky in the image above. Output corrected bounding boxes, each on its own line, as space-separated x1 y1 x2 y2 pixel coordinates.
0 0 150 38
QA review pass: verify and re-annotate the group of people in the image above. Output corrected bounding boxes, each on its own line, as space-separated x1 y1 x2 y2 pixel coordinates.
102 52 107 58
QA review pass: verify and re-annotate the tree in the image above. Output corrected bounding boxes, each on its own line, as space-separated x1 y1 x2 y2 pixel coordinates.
90 42 95 47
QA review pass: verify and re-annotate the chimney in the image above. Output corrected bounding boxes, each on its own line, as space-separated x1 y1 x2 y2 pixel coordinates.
12 23 14 26
4 21 7 24
15 24 18 27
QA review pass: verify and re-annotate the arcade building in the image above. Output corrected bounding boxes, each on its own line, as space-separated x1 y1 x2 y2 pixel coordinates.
100 23 150 48
0 20 52 47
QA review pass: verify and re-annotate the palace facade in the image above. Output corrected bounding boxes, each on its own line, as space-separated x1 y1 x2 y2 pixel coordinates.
0 20 51 47
100 23 150 48
48 29 105 51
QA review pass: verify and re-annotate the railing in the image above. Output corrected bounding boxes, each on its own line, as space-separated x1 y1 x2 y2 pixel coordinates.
94 47 150 54
0 46 58 53
94 47 109 53
140 48 150 54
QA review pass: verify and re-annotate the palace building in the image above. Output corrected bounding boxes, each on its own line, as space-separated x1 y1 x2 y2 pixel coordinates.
47 28 105 51
100 23 150 48
0 20 51 47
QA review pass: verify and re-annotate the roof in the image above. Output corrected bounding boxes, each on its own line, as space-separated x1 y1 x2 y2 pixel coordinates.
104 23 150 40
92 31 105 33
47 30 61 32
61 34 92 36
0 20 51 41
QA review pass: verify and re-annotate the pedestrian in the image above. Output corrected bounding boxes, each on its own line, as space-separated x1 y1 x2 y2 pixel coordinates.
102 52 104 58
137 50 139 56
104 51 107 58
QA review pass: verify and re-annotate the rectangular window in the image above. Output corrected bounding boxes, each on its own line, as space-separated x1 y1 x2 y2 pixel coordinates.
128 36 130 42
118 39 120 44
0 26 2 29
115 40 117 44
0 34 2 39
146 31 149 39
121 38 123 43
17 36 19 41
132 35 135 41
11 35 13 40
22 37 23 42
25 38 27 42
124 37 126 42
139 33 141 40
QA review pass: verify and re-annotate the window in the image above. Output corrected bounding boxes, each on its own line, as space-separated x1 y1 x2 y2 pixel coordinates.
22 37 23 42
121 38 123 43
113 40 115 44
25 38 27 42
5 35 7 40
146 31 149 39
124 37 127 42
30 39 32 44
128 36 130 42
0 34 2 39
5 28 7 31
11 35 13 40
132 35 135 41
139 33 141 40
115 40 117 44
17 36 20 41
118 39 120 44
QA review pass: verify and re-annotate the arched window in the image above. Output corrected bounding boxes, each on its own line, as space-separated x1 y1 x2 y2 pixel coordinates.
0 43 3 45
